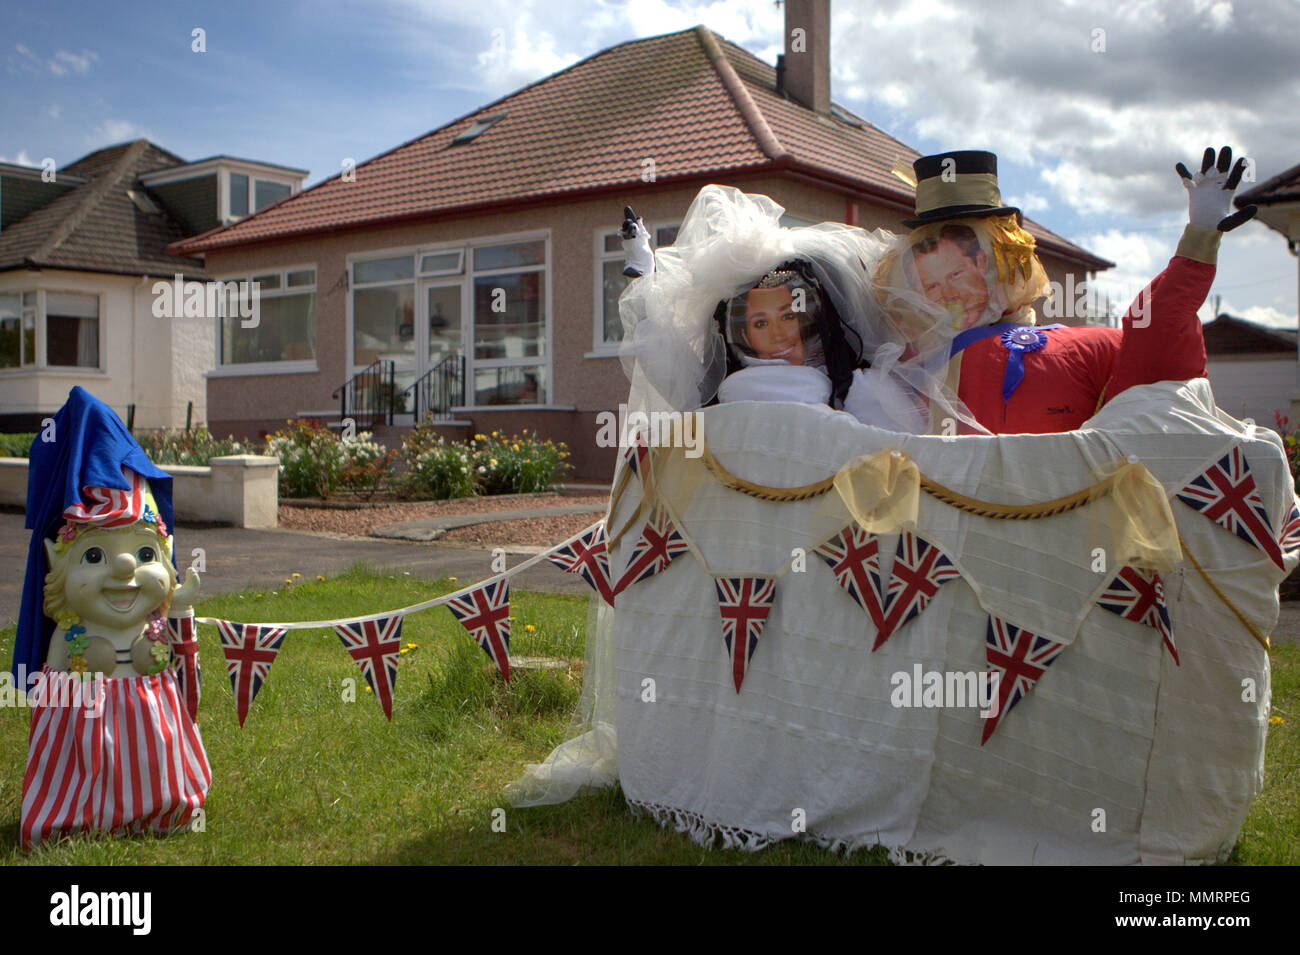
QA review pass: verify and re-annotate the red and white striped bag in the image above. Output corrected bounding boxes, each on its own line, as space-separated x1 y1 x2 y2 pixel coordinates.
21 666 211 850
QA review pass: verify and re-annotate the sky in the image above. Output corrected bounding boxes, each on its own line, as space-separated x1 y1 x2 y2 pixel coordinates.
2 0 1297 328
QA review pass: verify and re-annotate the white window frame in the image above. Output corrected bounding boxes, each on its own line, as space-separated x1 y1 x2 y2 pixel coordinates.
218 167 302 224
346 228 555 411
208 264 318 377
590 221 682 357
0 288 105 374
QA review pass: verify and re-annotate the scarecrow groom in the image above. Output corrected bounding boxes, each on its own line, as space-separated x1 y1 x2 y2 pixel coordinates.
873 147 1256 434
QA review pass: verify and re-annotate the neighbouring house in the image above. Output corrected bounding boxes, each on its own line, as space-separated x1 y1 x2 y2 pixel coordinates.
0 140 307 431
1202 313 1298 427
1236 161 1300 420
168 3 1112 478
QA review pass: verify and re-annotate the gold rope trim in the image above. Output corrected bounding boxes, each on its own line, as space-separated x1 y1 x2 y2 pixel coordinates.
700 441 837 502
1177 532 1270 652
919 472 1116 519
701 439 1117 517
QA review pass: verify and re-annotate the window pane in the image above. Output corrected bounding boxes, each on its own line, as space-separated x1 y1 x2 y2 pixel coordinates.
603 233 622 254
22 310 35 365
254 180 292 210
473 272 544 360
21 292 35 307
287 269 315 287
473 240 544 271
655 226 678 247
253 273 281 291
222 293 315 364
230 173 249 216
352 285 415 366
420 252 462 274
473 365 546 405
0 293 19 369
46 293 99 368
602 260 627 344
354 256 414 284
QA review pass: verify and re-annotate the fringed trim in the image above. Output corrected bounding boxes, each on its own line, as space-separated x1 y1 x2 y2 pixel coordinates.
627 798 956 861
627 799 775 852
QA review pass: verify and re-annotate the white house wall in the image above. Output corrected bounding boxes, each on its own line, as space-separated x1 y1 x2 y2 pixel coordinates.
1205 355 1297 429
0 270 213 430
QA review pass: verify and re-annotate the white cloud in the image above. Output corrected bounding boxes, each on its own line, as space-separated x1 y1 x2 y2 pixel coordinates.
49 49 99 76
1005 192 1050 213
89 119 149 145
47 104 60 120
1233 304 1295 329
0 150 36 167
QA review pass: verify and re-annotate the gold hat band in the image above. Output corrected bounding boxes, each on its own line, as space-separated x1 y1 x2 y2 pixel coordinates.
914 172 1003 216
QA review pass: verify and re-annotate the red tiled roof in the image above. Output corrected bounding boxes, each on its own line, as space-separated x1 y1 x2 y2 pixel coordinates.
169 26 1109 270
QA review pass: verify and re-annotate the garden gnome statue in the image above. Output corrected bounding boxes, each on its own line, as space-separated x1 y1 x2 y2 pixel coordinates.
14 386 210 849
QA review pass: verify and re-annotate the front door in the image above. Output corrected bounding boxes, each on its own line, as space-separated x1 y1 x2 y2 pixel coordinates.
416 280 464 420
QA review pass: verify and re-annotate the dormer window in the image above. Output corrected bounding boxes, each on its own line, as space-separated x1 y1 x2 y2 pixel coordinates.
452 114 504 145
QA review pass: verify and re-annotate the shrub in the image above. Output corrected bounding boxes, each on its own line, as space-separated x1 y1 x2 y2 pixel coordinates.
1275 411 1300 493
401 430 477 500
472 430 569 495
0 433 36 458
136 427 247 466
266 420 393 499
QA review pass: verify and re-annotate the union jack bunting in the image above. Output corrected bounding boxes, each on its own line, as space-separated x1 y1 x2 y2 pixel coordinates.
217 621 288 728
714 576 777 693
982 615 1066 745
546 522 617 606
813 526 887 634
447 579 512 682
614 507 690 595
623 427 652 484
879 531 962 650
1176 447 1284 570
62 466 147 528
1097 567 1178 664
167 612 202 721
1281 502 1300 558
334 615 406 720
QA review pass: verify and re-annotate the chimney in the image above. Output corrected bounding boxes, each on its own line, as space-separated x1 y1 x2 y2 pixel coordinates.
783 0 830 113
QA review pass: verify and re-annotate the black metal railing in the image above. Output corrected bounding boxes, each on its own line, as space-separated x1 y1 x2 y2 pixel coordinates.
332 359 396 427
402 351 465 424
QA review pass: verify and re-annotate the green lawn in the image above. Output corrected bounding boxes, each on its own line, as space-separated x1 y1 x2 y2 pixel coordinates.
0 566 1294 865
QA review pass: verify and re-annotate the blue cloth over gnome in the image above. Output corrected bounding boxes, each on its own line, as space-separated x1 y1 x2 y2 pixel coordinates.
13 386 175 692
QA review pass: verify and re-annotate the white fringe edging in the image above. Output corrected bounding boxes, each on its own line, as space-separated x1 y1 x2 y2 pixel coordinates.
625 798 960 862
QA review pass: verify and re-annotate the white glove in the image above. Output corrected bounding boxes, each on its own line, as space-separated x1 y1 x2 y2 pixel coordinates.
1178 147 1256 232
620 205 654 278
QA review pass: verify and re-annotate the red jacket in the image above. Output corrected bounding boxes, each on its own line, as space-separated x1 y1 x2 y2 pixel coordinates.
955 255 1215 433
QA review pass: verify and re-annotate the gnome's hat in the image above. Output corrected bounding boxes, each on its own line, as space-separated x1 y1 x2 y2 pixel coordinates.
13 387 175 691
902 150 1020 229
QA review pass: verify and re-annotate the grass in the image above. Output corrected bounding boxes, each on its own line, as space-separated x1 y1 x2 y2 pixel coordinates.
0 565 1293 865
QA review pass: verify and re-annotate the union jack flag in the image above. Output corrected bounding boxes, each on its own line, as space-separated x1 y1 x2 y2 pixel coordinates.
217 621 288 728
1280 502 1300 558
447 579 511 682
614 507 689 595
62 466 147 528
546 522 617 606
1097 566 1178 664
334 615 405 720
814 526 887 635
879 531 961 650
1176 447 1284 570
982 615 1066 745
623 427 652 483
714 576 777 693
167 612 202 721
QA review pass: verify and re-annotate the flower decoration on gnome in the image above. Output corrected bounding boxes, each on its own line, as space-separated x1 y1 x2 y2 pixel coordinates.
15 386 210 850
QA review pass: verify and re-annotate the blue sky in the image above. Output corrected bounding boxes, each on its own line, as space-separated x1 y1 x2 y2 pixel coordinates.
3 0 1297 329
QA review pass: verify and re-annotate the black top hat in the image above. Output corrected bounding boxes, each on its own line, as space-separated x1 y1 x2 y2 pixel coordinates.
901 150 1021 229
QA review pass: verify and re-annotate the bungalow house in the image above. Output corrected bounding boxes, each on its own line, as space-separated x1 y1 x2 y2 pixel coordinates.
1202 313 1298 427
0 140 306 430
168 4 1112 478
1236 161 1300 419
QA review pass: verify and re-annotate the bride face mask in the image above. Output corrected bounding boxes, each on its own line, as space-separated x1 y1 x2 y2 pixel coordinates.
723 266 826 369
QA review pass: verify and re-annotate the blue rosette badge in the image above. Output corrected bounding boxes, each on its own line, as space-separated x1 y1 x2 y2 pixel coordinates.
1000 326 1048 401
